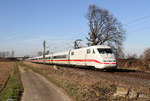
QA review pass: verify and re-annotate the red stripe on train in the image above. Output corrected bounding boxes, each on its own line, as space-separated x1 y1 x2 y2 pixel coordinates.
33 59 116 64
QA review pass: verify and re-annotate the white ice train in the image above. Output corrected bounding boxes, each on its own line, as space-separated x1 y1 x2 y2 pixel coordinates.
29 45 117 69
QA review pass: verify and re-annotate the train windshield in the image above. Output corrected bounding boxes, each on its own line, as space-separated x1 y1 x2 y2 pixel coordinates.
97 48 112 54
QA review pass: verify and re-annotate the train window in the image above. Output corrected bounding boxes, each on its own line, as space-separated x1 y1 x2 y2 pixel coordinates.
97 48 112 54
87 49 91 54
93 49 95 54
71 52 74 55
53 55 67 59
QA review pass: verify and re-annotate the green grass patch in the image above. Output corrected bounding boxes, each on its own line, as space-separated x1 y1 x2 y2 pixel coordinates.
0 62 23 101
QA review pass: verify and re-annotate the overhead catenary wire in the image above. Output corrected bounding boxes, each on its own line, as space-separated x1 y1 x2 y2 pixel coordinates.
124 15 150 26
122 15 150 33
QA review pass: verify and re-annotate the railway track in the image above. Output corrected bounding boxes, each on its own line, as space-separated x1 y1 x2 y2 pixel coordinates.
94 69 150 80
58 65 150 80
109 70 150 80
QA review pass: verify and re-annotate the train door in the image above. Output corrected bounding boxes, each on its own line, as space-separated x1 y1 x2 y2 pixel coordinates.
68 50 71 65
85 48 95 66
51 53 53 64
85 48 91 66
85 49 87 66
79 49 86 66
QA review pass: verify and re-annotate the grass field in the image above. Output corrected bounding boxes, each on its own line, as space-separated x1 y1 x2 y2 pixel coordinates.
20 62 117 101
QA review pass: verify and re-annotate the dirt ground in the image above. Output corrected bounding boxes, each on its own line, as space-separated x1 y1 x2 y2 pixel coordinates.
0 62 14 92
22 62 150 101
19 66 72 101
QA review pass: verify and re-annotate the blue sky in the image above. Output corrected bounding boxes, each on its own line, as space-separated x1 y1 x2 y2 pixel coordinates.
0 0 150 56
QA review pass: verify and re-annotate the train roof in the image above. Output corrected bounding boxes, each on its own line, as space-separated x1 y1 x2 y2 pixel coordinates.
46 51 68 57
71 45 111 51
85 45 111 49
30 45 111 59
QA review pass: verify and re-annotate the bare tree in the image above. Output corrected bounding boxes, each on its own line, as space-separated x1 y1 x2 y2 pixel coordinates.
6 51 9 57
45 50 49 55
0 52 8 58
1 52 6 58
11 50 15 57
126 53 137 59
37 51 43 56
74 39 82 49
141 48 150 63
139 48 150 69
86 5 125 58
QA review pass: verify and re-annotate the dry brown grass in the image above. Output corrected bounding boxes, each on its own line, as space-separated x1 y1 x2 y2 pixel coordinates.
22 62 116 101
118 59 150 71
0 62 15 92
21 62 150 101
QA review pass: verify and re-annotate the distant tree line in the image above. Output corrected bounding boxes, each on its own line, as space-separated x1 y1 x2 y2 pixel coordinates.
0 50 15 58
37 51 49 56
140 48 150 65
118 48 150 71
